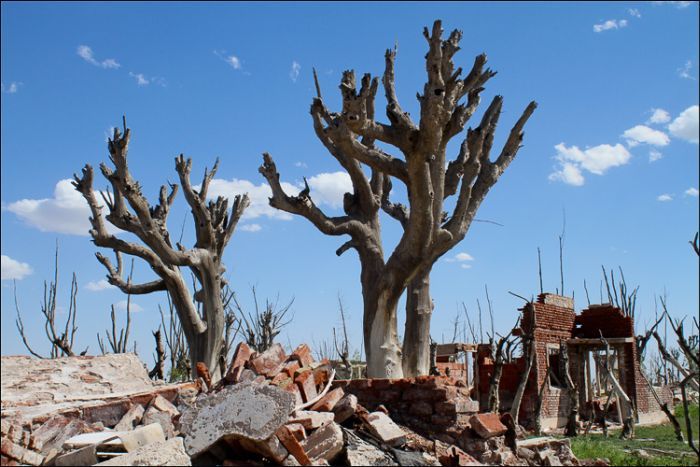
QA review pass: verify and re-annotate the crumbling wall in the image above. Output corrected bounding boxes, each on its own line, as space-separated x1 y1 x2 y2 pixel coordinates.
332 376 478 445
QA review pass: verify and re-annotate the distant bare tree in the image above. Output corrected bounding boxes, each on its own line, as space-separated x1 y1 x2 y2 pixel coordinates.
232 286 294 353
159 293 190 382
97 260 135 355
14 243 86 358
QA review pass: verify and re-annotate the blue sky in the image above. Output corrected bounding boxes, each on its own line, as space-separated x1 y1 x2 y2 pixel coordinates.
2 2 698 362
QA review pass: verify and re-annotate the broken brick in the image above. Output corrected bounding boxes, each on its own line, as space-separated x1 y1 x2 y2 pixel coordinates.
295 369 318 403
276 425 311 466
300 421 343 464
469 413 507 439
282 360 300 378
271 373 291 386
0 439 44 466
250 344 287 376
238 435 288 464
290 344 314 367
333 393 358 424
283 382 304 407
312 364 331 390
288 411 334 430
114 404 145 431
284 423 306 441
196 362 213 390
225 342 253 383
310 387 344 412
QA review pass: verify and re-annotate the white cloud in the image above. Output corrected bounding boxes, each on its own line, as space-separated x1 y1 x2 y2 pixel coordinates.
685 187 699 197
678 60 696 80
593 19 628 33
290 61 301 82
648 108 671 124
294 162 308 168
6 179 118 236
1 255 33 280
114 300 143 312
305 172 352 209
461 264 472 269
657 194 673 202
129 72 149 86
239 223 262 232
214 50 241 70
85 279 116 291
649 149 664 162
206 179 294 220
77 45 120 69
628 8 642 18
668 105 699 143
549 143 631 186
445 252 475 263
1 82 21 94
622 125 670 147
548 162 585 186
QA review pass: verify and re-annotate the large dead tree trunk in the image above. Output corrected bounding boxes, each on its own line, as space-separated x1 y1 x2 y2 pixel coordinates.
402 269 434 377
260 20 536 378
73 121 249 382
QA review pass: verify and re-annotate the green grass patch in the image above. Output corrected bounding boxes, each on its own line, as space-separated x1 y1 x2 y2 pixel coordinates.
569 404 699 466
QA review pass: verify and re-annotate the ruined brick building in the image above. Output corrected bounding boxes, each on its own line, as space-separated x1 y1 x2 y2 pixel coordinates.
475 293 671 429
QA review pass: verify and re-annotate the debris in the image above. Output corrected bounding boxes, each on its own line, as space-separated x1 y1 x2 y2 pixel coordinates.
342 428 397 466
363 412 406 447
179 382 295 457
300 421 343 463
114 405 145 432
288 410 334 430
1 439 45 466
142 406 175 438
310 387 344 412
95 437 191 466
469 413 507 439
333 393 358 424
119 423 166 452
276 425 311 466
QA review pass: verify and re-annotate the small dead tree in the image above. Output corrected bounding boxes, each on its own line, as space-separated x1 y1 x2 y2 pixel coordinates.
73 119 250 381
487 323 517 413
14 244 86 358
97 303 134 354
149 328 166 380
260 20 536 378
599 333 635 439
560 342 579 437
233 287 294 353
159 294 190 382
510 300 536 422
333 295 352 371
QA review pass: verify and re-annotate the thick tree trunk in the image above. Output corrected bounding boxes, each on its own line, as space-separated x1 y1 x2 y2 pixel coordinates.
402 269 433 377
363 287 403 379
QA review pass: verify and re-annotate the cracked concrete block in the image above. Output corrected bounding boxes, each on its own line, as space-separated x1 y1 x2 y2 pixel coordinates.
142 407 175 438
364 412 406 447
95 437 191 466
179 382 295 457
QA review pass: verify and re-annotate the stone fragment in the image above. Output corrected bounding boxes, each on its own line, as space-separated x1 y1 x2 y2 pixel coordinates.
54 444 99 466
393 449 442 466
225 342 253 383
288 410 334 430
333 394 358 424
310 387 344 412
436 445 479 466
238 369 257 383
150 394 180 417
285 423 307 441
283 383 304 407
250 344 287 376
63 431 123 450
119 423 166 452
95 437 192 466
290 344 314 367
0 439 44 466
295 370 318 403
142 406 175 438
343 428 397 466
469 413 507 439
364 412 406 447
179 382 295 457
114 404 145 431
276 425 311 466
300 421 343 463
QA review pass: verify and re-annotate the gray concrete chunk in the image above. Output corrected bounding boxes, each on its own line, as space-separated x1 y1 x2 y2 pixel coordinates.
179 382 295 457
95 437 191 466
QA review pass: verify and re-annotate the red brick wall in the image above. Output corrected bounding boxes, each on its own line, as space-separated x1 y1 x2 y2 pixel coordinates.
332 376 478 445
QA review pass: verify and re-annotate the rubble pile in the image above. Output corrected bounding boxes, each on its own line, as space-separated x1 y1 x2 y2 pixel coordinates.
1 346 583 466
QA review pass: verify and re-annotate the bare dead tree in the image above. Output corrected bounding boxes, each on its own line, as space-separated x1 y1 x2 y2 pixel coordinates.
601 266 638 319
690 232 699 256
219 283 242 378
560 342 579 437
159 293 190 382
333 295 352 370
97 260 135 354
259 20 536 378
680 371 700 458
534 365 554 436
149 328 166 380
232 286 294 353
487 323 518 412
461 303 477 342
599 333 635 439
653 330 699 391
14 244 85 358
73 119 250 381
511 301 536 421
